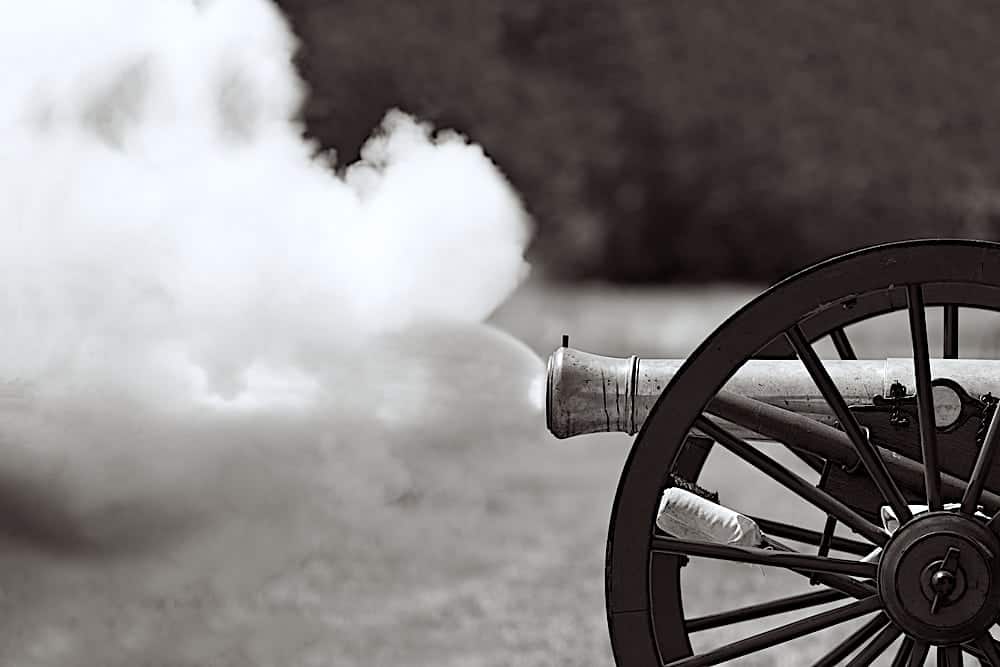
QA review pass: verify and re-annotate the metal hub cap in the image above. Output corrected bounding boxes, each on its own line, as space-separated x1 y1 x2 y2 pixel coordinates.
878 511 1000 645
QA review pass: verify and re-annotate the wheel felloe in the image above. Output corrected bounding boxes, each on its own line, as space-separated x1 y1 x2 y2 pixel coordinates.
877 511 1000 645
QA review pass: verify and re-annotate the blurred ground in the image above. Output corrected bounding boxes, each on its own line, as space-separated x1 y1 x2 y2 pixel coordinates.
12 280 983 666
490 279 762 358
322 280 750 667
2 280 988 667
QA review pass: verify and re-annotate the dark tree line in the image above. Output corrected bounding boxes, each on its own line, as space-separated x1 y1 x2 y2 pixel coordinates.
277 0 1000 282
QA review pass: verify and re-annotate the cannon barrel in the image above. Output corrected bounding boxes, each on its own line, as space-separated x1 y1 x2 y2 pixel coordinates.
546 346 1000 439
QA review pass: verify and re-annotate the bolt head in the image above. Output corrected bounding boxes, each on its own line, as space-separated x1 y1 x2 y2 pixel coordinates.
930 569 956 596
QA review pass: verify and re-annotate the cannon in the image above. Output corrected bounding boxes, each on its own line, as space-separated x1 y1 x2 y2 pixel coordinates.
545 240 1000 666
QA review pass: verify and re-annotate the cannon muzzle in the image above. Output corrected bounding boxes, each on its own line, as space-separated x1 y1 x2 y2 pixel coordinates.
546 346 1000 439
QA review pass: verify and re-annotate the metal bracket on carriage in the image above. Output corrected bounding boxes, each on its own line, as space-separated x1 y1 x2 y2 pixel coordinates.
850 377 983 435
821 378 999 522
875 380 911 427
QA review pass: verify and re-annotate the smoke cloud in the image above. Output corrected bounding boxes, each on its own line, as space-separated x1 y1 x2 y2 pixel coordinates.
0 0 542 663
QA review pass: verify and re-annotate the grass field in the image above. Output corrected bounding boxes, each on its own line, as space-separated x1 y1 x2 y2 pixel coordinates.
8 280 999 666
317 282 762 667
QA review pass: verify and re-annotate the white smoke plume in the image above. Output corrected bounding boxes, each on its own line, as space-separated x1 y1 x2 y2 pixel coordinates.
0 0 543 664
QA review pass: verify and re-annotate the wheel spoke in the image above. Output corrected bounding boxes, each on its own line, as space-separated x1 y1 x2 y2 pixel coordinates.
826 328 854 559
961 401 1000 515
908 285 943 511
818 514 838 557
815 462 839 560
685 589 847 633
830 327 857 360
786 324 913 523
845 623 902 666
811 614 888 667
944 304 959 359
826 326 855 562
695 416 888 545
763 536 876 599
909 641 930 666
664 596 881 667
892 637 915 667
651 536 877 578
938 644 963 666
975 635 1000 666
749 515 872 557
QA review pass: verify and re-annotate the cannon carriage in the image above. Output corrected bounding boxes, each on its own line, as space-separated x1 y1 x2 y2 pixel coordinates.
545 240 1000 665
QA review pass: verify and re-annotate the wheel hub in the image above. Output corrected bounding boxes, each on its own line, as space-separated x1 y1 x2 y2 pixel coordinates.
878 511 1000 645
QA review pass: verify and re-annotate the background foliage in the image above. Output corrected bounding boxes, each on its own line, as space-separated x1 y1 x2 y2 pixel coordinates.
278 0 1000 282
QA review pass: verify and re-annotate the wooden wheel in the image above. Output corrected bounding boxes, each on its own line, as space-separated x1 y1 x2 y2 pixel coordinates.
607 240 1000 666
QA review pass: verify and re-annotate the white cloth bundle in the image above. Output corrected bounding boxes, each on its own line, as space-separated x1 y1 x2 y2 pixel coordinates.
657 487 763 547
